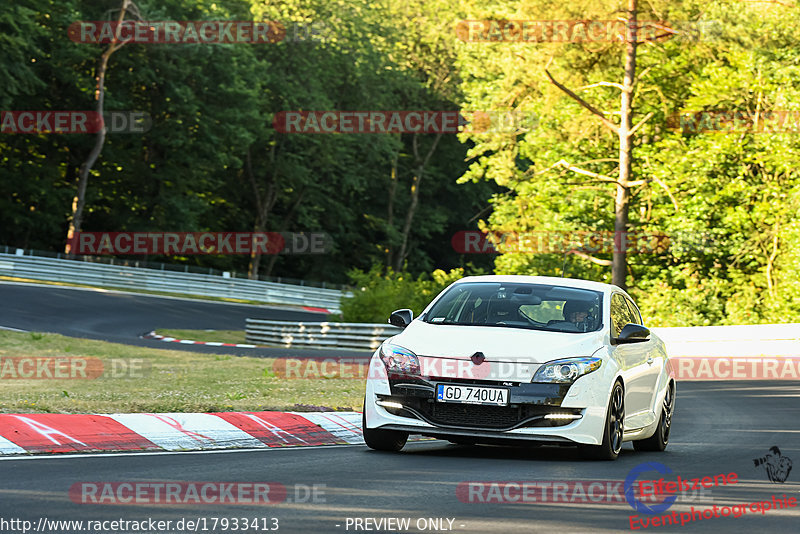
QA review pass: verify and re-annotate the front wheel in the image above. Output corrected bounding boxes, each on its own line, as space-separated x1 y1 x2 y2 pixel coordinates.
633 382 674 452
362 404 408 452
581 380 624 461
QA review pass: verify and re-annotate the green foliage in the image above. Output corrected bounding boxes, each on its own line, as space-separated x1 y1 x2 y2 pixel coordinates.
4 0 800 327
339 265 466 323
456 0 800 326
0 0 493 282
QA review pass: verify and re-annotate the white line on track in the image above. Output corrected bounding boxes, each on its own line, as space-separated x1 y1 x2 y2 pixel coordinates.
0 325 28 332
0 443 366 461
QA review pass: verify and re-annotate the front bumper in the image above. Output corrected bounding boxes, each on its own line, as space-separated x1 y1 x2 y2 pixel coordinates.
379 378 578 432
365 355 610 445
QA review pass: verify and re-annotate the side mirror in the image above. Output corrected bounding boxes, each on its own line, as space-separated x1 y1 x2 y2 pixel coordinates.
389 309 413 328
614 323 650 344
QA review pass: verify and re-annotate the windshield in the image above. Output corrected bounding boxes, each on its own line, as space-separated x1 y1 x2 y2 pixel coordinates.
422 282 603 333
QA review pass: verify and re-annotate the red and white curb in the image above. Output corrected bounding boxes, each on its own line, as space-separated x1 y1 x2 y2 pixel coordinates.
142 331 258 349
0 411 367 455
302 306 332 314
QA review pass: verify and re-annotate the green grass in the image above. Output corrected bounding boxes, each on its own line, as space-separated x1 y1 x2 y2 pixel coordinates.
0 331 365 414
155 329 249 345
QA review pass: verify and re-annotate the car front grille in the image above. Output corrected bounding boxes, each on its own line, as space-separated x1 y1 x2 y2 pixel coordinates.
426 403 523 429
378 395 580 430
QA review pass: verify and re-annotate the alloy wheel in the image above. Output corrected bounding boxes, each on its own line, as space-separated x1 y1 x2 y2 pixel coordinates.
661 384 674 444
610 385 624 454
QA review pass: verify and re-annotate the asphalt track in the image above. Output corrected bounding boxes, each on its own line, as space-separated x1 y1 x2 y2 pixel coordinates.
0 381 798 533
0 282 371 358
2 282 799 533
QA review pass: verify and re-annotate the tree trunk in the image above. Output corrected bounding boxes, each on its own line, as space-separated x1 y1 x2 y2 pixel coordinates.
386 148 399 268
65 0 131 256
544 0 647 289
613 0 639 290
263 188 306 277
394 132 441 271
246 145 278 279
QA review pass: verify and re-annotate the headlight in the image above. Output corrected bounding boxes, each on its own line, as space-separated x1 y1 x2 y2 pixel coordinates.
379 343 420 375
533 357 602 383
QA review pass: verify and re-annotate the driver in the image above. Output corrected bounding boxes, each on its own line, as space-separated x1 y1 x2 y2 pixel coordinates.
562 300 593 331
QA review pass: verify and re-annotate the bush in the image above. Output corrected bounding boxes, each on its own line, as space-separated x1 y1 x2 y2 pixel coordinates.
339 265 466 323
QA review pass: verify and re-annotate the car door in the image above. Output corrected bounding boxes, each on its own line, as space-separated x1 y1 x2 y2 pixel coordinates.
609 293 652 429
624 296 661 424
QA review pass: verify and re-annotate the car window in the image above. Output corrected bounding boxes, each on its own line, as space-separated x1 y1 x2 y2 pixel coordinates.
440 288 469 322
519 300 564 323
423 282 603 333
625 297 643 325
610 293 635 337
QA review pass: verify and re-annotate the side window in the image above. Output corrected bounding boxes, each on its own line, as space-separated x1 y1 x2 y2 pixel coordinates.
610 294 635 337
625 298 643 325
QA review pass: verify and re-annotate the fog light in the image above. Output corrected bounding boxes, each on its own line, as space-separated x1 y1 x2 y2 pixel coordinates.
544 413 582 420
376 400 404 410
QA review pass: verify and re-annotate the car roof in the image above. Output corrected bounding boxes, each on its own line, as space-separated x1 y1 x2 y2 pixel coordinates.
452 275 623 296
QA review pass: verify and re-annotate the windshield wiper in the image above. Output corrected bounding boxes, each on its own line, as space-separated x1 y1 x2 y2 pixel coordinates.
426 321 591 333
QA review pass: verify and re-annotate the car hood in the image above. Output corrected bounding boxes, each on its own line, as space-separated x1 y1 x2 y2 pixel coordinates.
388 320 606 364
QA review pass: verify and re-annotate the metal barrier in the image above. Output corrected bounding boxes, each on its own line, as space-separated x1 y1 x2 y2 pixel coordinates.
0 253 345 312
651 324 800 357
245 319 401 351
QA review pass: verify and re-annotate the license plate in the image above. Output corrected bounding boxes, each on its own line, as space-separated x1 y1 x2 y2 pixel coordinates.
436 384 509 406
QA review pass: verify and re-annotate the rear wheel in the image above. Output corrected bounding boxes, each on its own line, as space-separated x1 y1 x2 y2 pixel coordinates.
362 403 408 452
581 381 624 460
633 382 674 452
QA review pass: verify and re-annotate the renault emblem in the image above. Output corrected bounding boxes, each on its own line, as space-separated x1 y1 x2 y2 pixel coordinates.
471 352 486 365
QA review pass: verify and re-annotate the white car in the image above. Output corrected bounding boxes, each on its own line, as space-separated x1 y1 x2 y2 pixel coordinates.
362 275 675 460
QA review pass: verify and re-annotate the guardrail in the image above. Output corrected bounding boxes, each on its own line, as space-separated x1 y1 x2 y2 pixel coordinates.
245 319 401 351
0 253 345 312
245 320 800 355
651 324 800 357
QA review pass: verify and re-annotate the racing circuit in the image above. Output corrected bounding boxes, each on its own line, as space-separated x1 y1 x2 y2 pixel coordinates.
1 281 798 533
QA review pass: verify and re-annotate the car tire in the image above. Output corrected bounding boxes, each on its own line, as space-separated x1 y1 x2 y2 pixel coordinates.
633 382 674 452
581 380 624 461
362 404 408 452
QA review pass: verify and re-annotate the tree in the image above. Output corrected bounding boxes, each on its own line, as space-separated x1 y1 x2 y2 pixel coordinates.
65 0 136 255
543 0 655 288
